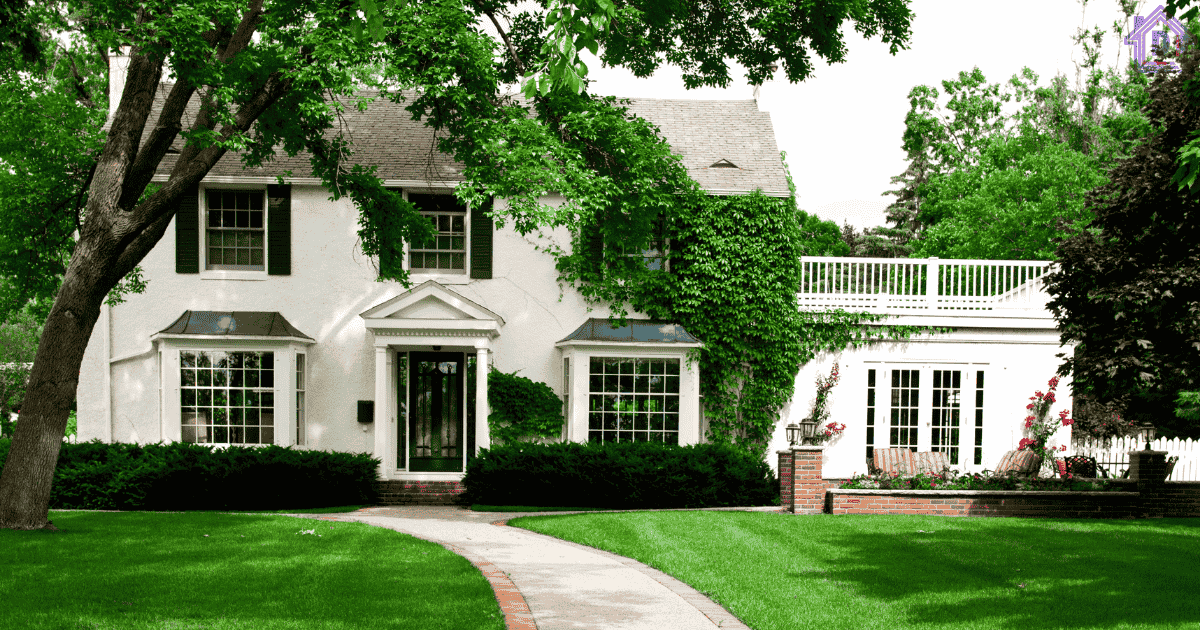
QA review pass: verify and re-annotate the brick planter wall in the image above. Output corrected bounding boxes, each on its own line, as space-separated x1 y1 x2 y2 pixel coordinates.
779 448 1200 518
828 490 1141 517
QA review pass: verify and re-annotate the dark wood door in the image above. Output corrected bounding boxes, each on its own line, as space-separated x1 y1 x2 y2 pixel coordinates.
409 353 464 472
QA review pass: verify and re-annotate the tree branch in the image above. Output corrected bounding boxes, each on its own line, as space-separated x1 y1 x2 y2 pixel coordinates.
483 8 525 74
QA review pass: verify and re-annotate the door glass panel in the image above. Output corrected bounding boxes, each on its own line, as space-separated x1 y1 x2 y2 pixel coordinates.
409 353 463 472
931 369 962 464
889 369 919 451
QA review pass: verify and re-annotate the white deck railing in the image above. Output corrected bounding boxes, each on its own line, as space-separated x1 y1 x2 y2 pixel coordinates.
798 256 1054 316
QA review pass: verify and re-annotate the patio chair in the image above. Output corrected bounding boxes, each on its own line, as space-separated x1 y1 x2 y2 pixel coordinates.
913 451 950 474
994 450 1042 477
871 448 917 475
870 449 950 476
1058 455 1099 478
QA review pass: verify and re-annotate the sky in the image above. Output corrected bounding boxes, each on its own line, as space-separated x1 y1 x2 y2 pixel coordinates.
578 0 1162 232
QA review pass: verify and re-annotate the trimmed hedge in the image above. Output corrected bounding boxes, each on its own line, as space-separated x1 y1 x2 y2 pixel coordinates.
0 439 379 510
462 440 779 508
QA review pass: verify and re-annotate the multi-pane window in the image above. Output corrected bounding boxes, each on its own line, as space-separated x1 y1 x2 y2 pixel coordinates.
206 190 265 270
181 351 274 445
409 193 466 272
619 215 669 271
295 354 306 446
889 369 919 450
931 370 962 464
588 357 679 444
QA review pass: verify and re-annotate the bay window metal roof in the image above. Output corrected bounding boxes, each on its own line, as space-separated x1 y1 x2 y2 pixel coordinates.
558 318 701 344
157 311 313 340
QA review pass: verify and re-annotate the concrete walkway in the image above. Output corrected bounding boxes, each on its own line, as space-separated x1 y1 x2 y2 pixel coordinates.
292 505 783 629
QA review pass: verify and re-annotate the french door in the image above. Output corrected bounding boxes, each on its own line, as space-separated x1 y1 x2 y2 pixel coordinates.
408 352 464 472
866 365 985 469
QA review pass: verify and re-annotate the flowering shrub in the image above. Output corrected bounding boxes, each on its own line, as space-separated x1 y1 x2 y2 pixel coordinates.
807 362 839 422
839 469 1116 492
810 421 846 445
1019 376 1074 469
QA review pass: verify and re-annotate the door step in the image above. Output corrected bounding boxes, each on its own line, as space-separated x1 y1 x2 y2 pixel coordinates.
374 480 467 506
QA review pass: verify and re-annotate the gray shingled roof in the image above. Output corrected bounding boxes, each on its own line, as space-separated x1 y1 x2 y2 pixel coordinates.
145 89 789 195
558 318 701 344
158 311 313 339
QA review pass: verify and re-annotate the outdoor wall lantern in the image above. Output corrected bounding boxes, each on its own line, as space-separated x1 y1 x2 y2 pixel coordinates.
1139 421 1156 451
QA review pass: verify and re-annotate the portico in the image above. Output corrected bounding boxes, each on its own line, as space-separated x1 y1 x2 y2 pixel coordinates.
360 281 504 480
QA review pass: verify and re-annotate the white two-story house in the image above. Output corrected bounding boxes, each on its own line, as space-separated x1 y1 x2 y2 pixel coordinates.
76 88 793 483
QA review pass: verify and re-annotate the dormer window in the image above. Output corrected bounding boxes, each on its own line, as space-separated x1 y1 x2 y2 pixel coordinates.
710 159 739 168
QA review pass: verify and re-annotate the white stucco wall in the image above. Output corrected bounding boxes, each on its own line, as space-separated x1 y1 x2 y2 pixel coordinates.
768 325 1076 478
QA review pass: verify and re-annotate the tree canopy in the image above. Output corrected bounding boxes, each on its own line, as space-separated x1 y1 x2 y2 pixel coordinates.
1044 47 1200 440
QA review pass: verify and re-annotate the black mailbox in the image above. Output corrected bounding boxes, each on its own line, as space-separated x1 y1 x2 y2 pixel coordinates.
357 400 374 423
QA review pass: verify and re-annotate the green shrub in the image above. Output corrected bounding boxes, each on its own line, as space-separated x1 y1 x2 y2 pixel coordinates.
462 440 778 508
2 439 380 510
487 369 564 444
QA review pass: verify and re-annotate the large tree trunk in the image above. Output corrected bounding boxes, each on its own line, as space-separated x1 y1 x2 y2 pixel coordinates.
0 248 110 529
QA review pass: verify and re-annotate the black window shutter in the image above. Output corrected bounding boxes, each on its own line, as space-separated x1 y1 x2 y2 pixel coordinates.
267 184 291 275
469 198 494 279
380 187 401 275
174 183 200 273
583 218 605 277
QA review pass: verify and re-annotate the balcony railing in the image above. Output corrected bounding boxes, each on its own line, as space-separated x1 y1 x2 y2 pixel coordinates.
798 256 1054 316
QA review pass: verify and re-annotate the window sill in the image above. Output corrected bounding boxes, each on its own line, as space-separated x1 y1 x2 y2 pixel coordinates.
200 270 269 281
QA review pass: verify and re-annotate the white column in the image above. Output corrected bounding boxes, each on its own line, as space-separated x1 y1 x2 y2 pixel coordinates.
475 347 489 453
374 346 391 479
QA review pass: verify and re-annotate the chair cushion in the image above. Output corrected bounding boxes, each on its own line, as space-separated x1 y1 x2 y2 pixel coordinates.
995 450 1042 475
914 451 950 474
873 448 917 475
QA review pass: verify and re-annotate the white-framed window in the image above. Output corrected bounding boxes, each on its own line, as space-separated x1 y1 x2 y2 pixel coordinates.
205 189 266 271
181 350 275 445
587 356 680 444
408 192 467 274
296 353 306 446
618 215 669 271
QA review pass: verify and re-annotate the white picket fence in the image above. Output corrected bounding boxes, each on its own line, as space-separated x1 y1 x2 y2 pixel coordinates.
1073 437 1199 481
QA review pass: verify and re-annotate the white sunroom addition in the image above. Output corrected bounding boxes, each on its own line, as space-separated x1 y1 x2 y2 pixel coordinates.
773 256 1075 479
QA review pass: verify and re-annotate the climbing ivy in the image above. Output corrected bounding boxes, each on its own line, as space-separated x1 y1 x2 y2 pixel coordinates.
550 186 951 460
487 369 564 445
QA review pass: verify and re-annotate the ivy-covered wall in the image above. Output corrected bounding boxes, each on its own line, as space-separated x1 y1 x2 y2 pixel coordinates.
549 169 949 460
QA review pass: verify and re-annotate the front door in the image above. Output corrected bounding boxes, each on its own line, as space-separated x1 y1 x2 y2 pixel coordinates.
409 353 464 472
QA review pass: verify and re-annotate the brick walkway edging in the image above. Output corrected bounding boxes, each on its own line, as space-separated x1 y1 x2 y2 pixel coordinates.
436 537 537 630
295 513 537 630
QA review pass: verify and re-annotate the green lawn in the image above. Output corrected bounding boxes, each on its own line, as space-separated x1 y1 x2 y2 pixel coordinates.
1 511 505 630
510 511 1200 630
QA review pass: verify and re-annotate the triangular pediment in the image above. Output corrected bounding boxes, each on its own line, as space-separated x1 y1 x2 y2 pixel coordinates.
360 280 504 325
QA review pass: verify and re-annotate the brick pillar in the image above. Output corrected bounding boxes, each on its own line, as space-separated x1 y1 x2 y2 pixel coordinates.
777 450 794 509
786 446 826 514
1130 449 1169 518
